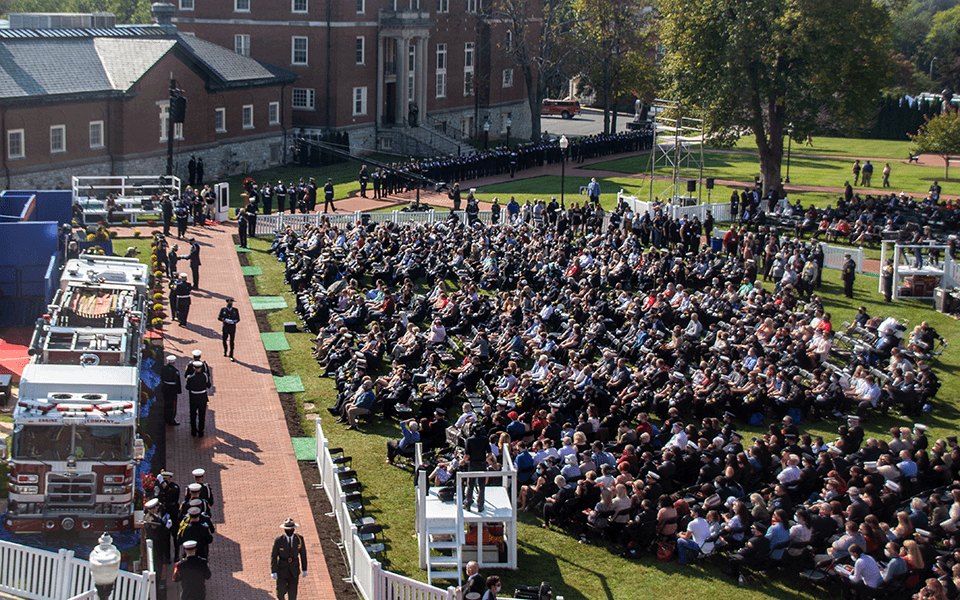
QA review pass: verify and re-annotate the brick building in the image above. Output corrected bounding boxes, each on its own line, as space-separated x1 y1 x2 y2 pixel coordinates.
172 0 537 156
0 7 297 189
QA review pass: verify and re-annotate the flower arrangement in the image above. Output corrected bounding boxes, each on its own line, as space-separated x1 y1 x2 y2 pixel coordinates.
122 219 130 225
87 233 96 242
134 229 142 238
151 317 163 328
141 472 158 499
153 292 163 301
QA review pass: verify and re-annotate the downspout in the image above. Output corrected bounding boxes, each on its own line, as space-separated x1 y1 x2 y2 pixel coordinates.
2 106 9 189
325 0 332 130
281 82 288 164
375 26 381 149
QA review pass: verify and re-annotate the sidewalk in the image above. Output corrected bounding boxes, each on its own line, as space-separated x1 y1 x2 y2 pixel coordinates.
159 222 334 600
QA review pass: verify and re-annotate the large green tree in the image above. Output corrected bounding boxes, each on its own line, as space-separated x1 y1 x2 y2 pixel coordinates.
911 109 960 179
660 0 893 195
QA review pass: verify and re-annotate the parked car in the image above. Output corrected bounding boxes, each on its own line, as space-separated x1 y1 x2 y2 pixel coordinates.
541 99 581 119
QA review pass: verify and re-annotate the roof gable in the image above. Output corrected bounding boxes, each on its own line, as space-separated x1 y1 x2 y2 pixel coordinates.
94 38 176 91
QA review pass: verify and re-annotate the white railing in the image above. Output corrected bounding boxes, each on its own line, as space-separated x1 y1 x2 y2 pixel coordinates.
616 192 732 223
255 209 496 235
0 540 154 600
945 254 960 289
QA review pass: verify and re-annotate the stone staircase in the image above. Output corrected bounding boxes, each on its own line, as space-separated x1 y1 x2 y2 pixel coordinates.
379 124 472 158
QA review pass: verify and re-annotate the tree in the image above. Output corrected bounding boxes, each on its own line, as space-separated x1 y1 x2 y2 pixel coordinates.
571 0 656 134
659 0 893 195
910 110 960 179
492 0 576 142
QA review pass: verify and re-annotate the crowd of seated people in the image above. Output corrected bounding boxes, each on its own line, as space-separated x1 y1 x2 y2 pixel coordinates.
268 190 952 597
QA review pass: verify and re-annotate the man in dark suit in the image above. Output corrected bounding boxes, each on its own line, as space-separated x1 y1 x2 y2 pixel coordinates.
271 518 308 600
461 561 485 600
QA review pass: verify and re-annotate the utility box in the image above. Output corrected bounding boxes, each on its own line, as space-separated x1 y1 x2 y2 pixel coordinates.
214 182 230 222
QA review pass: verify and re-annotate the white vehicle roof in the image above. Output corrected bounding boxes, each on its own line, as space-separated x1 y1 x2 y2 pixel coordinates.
19 363 139 402
61 255 148 294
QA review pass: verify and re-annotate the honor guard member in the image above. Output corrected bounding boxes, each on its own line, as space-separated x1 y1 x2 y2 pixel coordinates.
162 194 174 237
185 361 210 437
161 355 182 426
175 198 189 238
359 165 369 198
841 253 857 299
218 298 240 361
174 274 193 327
191 468 215 516
306 177 318 212
276 180 287 214
187 349 213 386
167 243 180 279
172 539 211 600
245 193 259 238
182 238 201 290
178 506 214 559
180 485 212 520
271 518 308 600
180 496 216 536
157 470 181 560
323 177 335 213
143 498 172 590
262 181 274 215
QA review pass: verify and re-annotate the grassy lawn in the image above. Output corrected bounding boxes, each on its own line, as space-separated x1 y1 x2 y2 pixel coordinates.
240 223 959 599
721 135 917 159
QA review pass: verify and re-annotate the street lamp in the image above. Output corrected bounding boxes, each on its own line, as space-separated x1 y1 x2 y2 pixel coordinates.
559 134 569 208
483 120 490 150
89 532 121 600
785 125 793 184
931 56 938 81
505 118 512 148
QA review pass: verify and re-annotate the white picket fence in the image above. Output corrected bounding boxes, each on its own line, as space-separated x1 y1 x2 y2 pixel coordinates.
0 540 155 600
616 192 733 223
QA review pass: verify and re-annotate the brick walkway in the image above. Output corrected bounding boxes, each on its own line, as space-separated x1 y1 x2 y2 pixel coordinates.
159 222 334 600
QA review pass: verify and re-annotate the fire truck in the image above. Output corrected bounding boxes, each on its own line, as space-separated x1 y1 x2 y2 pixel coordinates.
4 254 149 534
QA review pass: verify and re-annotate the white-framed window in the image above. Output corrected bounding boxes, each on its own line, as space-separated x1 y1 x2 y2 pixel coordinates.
502 68 513 88
292 36 308 65
505 29 512 51
180 0 194 10
353 87 367 116
292 88 315 110
215 108 226 132
356 0 365 13
436 72 446 98
436 43 447 98
50 125 65 154
356 36 365 65
242 104 254 129
235 0 250 12
437 0 448 12
464 42 474 96
159 104 183 141
269 101 280 125
292 0 307 12
7 129 23 159
234 34 250 56
89 121 103 149
467 0 479 12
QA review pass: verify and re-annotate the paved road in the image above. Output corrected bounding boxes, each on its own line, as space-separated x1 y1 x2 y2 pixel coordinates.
539 107 634 139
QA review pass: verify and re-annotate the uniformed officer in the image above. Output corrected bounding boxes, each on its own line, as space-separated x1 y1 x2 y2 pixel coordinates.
271 518 308 600
262 181 273 215
143 498 172 589
167 243 180 278
191 468 215 516
841 253 857 299
161 355 182 426
183 238 201 290
156 470 181 561
174 274 192 327
175 198 190 239
218 298 240 361
276 180 287 214
245 193 259 238
179 490 215 531
178 506 214 559
323 177 335 213
359 165 369 198
172 539 211 600
185 361 210 438
187 349 213 385
236 209 248 249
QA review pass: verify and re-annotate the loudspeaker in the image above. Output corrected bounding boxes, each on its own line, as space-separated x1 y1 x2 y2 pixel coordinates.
170 96 187 123
706 177 715 190
686 180 696 193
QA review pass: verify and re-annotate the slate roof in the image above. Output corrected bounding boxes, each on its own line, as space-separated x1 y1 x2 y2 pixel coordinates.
0 26 296 100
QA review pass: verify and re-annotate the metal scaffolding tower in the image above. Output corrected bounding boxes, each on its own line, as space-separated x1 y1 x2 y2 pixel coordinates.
648 99 705 205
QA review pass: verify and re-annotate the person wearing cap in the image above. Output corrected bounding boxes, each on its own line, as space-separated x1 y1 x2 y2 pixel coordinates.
185 349 213 386
180 483 214 525
172 539 210 600
272 518 308 600
143 498 172 589
177 506 214 560
157 471 181 556
161 355 182 426
218 298 240 361
841 253 856 298
185 361 210 437
183 237 201 290
173 272 193 327
190 469 216 516
323 177 335 213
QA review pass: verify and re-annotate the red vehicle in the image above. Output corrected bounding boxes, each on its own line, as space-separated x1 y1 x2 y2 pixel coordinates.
541 99 581 119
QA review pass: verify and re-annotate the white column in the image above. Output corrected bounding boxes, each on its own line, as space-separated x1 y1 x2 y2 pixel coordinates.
376 36 385 126
418 36 428 118
397 35 409 126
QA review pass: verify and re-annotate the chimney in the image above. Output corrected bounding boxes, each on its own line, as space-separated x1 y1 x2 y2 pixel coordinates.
151 3 177 33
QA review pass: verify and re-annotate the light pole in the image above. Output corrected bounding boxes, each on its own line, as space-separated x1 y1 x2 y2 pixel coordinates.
931 56 938 81
559 134 569 209
483 120 490 150
785 125 793 184
505 118 512 148
89 533 121 600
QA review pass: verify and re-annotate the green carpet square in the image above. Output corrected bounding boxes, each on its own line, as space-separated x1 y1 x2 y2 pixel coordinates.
273 375 305 393
235 245 252 253
261 332 290 351
250 296 287 310
241 266 263 276
291 437 317 461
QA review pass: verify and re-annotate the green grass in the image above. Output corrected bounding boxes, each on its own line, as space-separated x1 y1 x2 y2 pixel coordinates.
240 225 960 599
723 135 915 160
